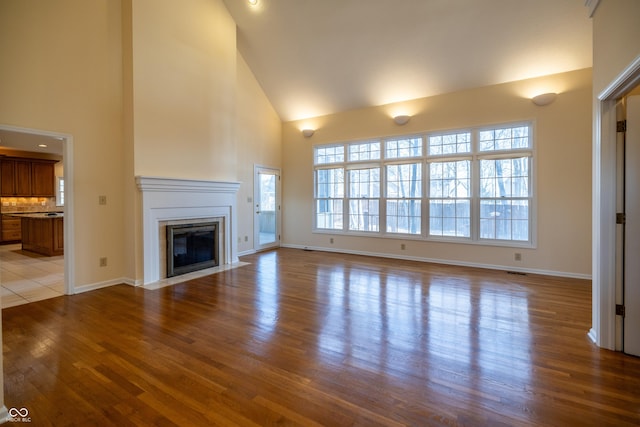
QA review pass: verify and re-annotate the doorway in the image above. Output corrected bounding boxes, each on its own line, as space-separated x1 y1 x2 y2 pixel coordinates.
594 54 640 351
0 124 74 306
254 166 280 251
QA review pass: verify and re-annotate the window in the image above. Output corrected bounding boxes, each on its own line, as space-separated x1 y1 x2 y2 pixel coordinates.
315 145 344 164
428 160 470 237
479 157 530 241
348 167 380 232
315 167 344 230
349 141 380 161
386 137 422 158
477 125 531 242
313 122 534 246
386 163 421 234
56 177 64 206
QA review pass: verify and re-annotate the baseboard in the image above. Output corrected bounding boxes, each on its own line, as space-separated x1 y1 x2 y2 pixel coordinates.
238 249 257 257
281 244 592 280
72 277 133 294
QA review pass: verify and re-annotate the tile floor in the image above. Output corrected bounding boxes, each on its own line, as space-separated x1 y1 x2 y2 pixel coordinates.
0 243 64 308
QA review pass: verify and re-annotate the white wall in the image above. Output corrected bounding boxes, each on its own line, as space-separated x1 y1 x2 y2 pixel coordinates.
131 0 238 181
235 54 282 254
282 69 592 278
0 0 126 287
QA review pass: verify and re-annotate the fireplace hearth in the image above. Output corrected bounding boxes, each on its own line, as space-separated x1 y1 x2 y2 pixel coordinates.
166 222 219 277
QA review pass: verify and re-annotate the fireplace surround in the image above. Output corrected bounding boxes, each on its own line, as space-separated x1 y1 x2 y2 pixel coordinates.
136 176 240 285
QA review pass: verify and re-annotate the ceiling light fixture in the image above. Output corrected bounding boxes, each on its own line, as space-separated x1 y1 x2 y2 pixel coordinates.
393 115 411 126
248 0 258 5
302 129 315 138
531 92 558 106
38 144 48 148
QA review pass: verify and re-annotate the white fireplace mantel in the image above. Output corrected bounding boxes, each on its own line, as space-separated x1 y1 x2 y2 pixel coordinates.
136 176 241 285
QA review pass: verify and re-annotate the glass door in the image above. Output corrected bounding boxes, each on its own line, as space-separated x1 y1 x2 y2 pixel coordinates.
254 166 280 250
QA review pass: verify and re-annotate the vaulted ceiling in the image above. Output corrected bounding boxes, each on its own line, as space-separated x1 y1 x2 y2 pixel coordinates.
222 0 593 122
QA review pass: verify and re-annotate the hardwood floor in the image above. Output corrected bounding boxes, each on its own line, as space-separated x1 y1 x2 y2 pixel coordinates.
3 248 640 426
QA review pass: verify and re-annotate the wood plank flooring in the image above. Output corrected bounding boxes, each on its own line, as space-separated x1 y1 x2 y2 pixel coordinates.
3 248 640 426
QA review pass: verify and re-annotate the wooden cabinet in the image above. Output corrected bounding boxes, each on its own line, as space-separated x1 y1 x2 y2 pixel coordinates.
1 216 21 242
53 216 64 253
31 161 56 196
21 216 63 256
1 159 31 196
0 157 57 197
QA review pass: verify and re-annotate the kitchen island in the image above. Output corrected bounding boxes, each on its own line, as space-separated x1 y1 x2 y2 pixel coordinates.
18 213 64 256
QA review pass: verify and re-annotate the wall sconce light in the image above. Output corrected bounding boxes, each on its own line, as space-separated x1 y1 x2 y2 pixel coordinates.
393 115 411 125
302 129 315 138
531 92 558 106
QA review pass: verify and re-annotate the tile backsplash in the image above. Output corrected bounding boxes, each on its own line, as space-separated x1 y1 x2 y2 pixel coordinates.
1 197 59 213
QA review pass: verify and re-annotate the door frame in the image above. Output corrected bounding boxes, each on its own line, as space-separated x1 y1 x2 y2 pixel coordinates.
253 165 281 252
0 123 75 295
615 101 625 351
592 54 640 349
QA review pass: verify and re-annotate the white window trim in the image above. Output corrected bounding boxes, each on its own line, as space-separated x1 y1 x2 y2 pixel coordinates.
312 122 536 249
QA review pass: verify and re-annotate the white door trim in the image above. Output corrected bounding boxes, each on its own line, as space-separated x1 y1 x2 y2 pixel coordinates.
592 54 640 349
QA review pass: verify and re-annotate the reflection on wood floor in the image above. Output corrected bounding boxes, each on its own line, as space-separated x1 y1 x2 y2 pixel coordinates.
3 248 639 426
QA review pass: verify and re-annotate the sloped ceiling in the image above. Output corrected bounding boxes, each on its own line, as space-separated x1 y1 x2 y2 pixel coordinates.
223 0 593 121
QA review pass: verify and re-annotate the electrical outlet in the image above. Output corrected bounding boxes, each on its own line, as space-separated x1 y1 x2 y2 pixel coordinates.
514 253 522 261
99 257 107 267
244 236 249 242
401 243 406 250
99 195 107 205
330 237 334 244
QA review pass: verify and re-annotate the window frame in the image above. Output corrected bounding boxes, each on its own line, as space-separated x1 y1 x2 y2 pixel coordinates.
312 122 536 249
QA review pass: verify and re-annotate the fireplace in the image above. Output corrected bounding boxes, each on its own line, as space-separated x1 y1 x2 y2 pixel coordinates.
136 176 241 285
166 222 219 277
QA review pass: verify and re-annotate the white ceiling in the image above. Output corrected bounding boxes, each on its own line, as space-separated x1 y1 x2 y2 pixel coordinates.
0 129 64 156
222 0 593 122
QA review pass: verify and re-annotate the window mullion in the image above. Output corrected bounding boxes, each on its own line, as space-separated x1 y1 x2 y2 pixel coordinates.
471 131 480 241
422 159 428 238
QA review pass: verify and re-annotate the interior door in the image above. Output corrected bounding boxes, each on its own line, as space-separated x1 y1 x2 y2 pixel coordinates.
254 166 280 251
624 95 640 356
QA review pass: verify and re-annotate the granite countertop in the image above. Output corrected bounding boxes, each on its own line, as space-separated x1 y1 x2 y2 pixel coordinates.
4 212 64 219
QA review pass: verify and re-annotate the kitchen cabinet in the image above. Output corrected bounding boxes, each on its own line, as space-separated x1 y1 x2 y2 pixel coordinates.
1 159 31 196
21 214 63 256
31 161 56 196
1 216 21 242
0 157 57 197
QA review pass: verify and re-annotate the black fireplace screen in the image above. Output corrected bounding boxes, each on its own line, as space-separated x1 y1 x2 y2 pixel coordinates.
166 222 219 277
